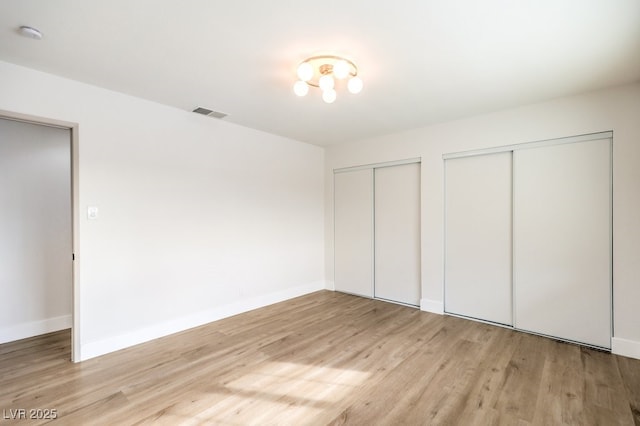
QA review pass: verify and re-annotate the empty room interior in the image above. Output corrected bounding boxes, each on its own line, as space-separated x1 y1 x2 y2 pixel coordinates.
1 1 640 424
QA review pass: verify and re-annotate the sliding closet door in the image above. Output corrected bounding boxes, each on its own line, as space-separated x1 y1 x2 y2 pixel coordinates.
445 152 513 325
374 163 421 306
514 139 611 348
334 169 374 297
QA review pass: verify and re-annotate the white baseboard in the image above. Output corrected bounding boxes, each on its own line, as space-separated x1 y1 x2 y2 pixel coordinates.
0 315 72 344
612 337 640 360
420 298 444 314
79 281 326 361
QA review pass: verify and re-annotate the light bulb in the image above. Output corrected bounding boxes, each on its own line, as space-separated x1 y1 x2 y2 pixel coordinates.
347 76 363 94
333 60 349 79
319 75 334 91
293 80 309 97
297 62 313 81
322 89 337 103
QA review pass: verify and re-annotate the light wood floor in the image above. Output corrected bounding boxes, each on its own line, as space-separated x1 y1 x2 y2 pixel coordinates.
1 291 639 425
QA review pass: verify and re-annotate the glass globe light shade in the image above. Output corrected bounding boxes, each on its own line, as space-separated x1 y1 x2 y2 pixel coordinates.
347 76 363 94
293 80 309 97
333 60 350 79
322 89 337 104
297 62 313 82
319 74 335 91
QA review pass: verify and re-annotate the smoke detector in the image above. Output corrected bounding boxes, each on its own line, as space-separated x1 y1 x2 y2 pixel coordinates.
192 107 227 119
19 26 43 40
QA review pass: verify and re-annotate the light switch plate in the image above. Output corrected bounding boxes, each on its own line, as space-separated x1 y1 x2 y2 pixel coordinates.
87 206 99 220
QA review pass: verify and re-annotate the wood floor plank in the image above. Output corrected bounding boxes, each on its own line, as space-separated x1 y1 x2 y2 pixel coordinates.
327 315 489 424
1 290 639 425
491 331 553 422
580 347 637 425
617 355 640 425
443 326 524 425
531 341 587 425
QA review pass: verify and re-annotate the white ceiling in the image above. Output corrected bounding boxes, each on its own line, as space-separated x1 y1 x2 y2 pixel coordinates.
1 1 639 146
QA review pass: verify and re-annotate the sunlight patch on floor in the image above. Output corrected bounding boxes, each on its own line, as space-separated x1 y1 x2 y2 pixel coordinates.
156 361 370 424
225 361 370 401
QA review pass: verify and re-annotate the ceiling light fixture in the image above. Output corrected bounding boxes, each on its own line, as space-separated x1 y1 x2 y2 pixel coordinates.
18 26 43 40
293 55 363 103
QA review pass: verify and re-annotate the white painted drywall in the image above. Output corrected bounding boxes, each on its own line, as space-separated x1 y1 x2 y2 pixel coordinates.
0 60 325 360
0 119 72 343
325 83 640 359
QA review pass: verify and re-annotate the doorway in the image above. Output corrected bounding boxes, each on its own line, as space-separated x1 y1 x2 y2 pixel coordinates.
0 111 79 361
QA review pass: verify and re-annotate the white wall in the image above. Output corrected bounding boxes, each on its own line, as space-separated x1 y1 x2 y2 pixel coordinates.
0 119 72 343
0 60 325 361
325 83 640 359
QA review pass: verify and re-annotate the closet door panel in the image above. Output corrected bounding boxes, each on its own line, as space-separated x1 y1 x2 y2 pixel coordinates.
514 139 611 348
445 152 513 325
334 169 374 297
374 163 421 306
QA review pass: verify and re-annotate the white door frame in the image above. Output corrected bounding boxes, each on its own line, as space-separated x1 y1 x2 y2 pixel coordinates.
0 109 80 362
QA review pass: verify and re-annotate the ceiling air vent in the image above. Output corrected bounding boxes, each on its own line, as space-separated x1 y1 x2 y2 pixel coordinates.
192 107 228 119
